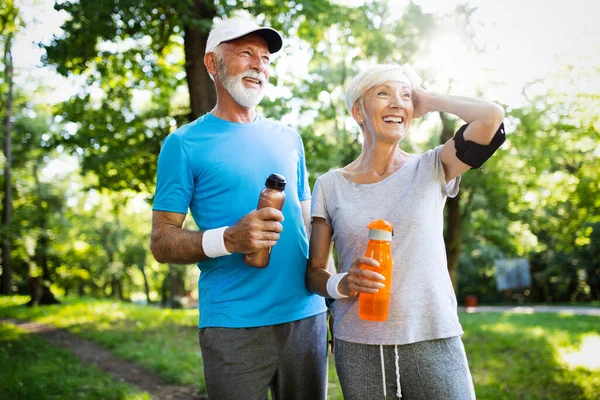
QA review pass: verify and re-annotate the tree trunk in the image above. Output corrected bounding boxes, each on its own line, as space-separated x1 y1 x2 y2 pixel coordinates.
183 0 217 120
111 278 123 300
439 112 462 292
161 273 168 306
161 264 187 308
445 193 462 291
36 219 51 281
587 263 599 300
170 264 186 308
139 263 151 304
30 166 60 305
99 219 120 299
170 265 186 298
1 33 14 295
27 276 60 306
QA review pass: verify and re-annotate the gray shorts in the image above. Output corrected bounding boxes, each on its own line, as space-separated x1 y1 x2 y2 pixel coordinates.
335 336 476 400
199 313 328 400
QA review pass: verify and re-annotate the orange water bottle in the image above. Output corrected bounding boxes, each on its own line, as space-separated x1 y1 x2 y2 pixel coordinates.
358 219 394 322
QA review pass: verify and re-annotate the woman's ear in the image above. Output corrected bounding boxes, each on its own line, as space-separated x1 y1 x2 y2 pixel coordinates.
351 103 364 124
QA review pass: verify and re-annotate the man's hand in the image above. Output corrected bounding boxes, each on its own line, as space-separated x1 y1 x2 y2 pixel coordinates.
223 208 284 254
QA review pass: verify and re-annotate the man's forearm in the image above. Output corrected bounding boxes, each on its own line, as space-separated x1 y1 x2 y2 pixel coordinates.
150 226 209 264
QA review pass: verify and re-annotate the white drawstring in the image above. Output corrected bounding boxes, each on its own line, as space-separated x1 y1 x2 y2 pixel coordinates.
394 345 402 398
381 344 403 399
380 344 387 398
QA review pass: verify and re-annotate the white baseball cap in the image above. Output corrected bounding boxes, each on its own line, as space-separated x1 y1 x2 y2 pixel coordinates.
205 18 283 55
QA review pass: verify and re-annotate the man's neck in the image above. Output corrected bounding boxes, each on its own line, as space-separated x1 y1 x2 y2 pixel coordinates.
211 105 257 123
211 88 257 123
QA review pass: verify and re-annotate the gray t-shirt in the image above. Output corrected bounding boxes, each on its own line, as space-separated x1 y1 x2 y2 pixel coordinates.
311 146 463 345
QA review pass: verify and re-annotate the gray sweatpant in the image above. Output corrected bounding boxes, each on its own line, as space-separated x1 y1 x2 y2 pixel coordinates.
335 336 476 399
199 313 328 400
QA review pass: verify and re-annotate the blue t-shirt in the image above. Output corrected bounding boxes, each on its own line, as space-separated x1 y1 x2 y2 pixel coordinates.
153 113 326 328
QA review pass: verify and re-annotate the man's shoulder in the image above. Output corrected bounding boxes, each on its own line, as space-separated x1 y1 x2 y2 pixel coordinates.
173 114 212 136
162 114 217 147
259 116 299 136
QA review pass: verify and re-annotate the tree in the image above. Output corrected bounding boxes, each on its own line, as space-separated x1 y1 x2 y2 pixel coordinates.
456 68 600 302
42 0 342 193
41 1 349 303
42 1 485 291
0 0 20 294
7 112 65 304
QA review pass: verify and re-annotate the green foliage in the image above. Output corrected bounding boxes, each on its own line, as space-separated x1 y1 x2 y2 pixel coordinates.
0 0 21 36
1 98 173 298
456 77 600 302
281 2 439 183
0 101 65 291
43 0 346 193
2 0 599 305
44 0 195 193
579 222 600 299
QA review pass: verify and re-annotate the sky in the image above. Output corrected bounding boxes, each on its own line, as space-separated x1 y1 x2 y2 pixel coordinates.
415 0 600 102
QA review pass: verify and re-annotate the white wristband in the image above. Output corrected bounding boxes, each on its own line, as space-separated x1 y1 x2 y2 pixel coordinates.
326 272 349 299
202 227 232 258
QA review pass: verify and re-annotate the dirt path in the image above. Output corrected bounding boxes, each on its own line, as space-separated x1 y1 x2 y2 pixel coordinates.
3 318 206 400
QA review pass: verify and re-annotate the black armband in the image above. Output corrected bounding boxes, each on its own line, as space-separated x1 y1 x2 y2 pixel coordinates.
452 122 506 169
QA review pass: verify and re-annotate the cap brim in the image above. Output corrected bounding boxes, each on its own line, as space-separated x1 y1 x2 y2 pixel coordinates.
227 27 283 54
253 28 283 54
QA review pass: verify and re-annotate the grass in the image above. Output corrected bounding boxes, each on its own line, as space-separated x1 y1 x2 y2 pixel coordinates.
0 296 203 388
460 312 600 400
1 296 599 400
0 321 150 400
466 301 600 308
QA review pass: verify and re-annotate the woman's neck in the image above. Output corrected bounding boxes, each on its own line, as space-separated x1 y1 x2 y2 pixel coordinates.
357 144 401 174
343 141 409 183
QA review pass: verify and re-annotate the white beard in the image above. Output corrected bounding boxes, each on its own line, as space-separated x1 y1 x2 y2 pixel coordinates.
217 58 268 108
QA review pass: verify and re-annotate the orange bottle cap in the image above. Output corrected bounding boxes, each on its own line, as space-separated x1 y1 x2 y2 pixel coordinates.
367 219 393 241
366 219 394 232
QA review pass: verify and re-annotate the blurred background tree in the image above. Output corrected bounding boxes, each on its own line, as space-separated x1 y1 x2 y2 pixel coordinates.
0 0 598 306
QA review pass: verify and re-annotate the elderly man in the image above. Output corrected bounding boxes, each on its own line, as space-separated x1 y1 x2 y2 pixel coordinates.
150 17 328 400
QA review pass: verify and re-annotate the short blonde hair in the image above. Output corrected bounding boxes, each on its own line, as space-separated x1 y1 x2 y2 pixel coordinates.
344 63 422 116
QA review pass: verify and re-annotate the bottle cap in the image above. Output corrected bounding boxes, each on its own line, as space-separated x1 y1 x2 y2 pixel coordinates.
367 219 393 241
265 173 286 190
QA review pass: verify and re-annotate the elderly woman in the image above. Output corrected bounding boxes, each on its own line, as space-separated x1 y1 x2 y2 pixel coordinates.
306 63 504 399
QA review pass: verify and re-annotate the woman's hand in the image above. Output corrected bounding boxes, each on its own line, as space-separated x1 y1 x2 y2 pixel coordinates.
340 256 386 296
412 87 434 119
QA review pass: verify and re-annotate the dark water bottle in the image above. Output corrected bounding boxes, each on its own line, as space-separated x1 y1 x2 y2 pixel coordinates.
243 173 286 268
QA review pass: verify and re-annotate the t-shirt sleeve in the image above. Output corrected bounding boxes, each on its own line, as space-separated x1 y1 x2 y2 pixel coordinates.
152 133 193 214
311 177 331 226
431 145 461 198
297 134 311 201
